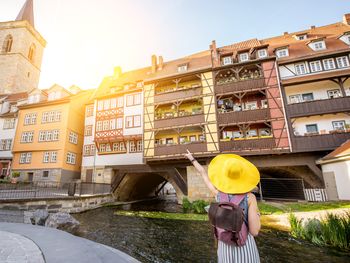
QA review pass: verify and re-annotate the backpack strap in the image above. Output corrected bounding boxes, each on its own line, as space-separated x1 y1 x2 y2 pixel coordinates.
218 192 230 202
231 194 246 205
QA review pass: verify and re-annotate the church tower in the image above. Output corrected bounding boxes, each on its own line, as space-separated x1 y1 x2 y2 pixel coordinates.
0 0 46 94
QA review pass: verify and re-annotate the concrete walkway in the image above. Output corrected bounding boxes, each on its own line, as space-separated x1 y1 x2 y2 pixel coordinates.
0 223 140 263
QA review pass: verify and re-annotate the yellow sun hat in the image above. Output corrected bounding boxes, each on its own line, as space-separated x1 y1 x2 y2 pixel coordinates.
208 154 260 194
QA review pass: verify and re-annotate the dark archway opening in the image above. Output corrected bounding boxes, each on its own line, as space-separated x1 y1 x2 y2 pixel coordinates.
258 166 321 200
115 173 178 202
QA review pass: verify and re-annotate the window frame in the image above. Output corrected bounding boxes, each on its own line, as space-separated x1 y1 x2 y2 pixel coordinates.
239 53 249 62
84 125 93 136
327 89 341 99
305 124 319 134
276 48 289 58
68 131 78 144
295 62 307 75
125 115 141 128
86 105 94 117
332 120 346 131
222 56 233 65
66 152 76 165
322 58 336 70
309 60 322 73
126 93 141 107
257 49 268 58
336 56 350 68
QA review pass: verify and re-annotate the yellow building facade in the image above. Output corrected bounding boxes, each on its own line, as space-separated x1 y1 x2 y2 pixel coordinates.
12 90 92 182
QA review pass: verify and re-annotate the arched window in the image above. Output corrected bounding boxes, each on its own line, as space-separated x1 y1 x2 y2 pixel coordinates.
28 43 36 63
2 35 13 53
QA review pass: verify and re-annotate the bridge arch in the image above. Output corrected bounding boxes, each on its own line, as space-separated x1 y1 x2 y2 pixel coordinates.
112 168 187 204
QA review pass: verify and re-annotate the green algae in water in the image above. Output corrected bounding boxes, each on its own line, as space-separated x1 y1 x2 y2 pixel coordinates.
114 210 209 221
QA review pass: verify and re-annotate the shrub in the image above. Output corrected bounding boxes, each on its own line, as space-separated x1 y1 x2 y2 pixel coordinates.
0 178 11 184
182 197 192 213
11 171 20 178
192 200 209 214
289 212 350 250
289 213 304 239
182 198 209 214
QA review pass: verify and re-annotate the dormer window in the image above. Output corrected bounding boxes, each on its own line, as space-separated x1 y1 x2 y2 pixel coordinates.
295 34 307 40
276 48 289 58
257 49 268 58
222 56 232 65
177 64 188 72
28 94 40 104
339 32 350 45
48 91 61 101
309 40 326 51
239 53 249 62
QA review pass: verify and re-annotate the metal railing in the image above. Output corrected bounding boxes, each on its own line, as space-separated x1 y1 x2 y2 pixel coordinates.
259 178 306 201
0 181 111 200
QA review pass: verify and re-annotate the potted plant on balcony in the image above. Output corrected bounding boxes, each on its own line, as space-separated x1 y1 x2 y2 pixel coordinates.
346 123 350 132
11 171 20 184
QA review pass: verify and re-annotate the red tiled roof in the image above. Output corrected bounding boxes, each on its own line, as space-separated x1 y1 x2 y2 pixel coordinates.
321 139 350 160
0 92 28 102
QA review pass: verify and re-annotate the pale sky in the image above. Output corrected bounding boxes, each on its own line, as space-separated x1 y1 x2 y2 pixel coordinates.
0 0 349 89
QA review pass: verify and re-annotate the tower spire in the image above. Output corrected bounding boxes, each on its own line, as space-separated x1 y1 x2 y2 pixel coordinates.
16 0 34 27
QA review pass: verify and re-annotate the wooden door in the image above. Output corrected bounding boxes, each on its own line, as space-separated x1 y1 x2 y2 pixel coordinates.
27 172 33 182
323 171 338 201
86 169 93 183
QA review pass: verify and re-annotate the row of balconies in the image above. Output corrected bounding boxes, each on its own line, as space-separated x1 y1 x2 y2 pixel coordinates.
150 131 350 157
147 63 350 158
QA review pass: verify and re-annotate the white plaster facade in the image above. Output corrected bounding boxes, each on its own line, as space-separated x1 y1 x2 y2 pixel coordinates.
81 91 144 183
278 54 350 79
321 160 350 200
292 113 350 136
0 94 28 176
285 79 350 104
0 118 17 159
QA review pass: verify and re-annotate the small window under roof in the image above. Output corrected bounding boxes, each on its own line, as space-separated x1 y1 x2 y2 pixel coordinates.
294 34 308 40
177 64 188 72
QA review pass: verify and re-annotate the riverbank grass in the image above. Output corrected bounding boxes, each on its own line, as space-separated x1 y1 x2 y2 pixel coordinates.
115 210 208 221
289 212 350 250
258 201 350 215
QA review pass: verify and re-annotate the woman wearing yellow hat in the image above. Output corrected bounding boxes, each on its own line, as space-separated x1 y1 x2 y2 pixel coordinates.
184 150 261 263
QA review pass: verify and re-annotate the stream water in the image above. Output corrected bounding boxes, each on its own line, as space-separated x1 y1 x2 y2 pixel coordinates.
73 199 350 263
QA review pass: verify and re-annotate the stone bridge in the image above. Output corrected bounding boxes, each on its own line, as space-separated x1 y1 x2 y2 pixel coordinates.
110 152 326 203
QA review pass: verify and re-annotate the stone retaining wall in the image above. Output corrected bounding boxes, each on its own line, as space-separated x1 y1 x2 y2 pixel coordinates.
0 194 114 214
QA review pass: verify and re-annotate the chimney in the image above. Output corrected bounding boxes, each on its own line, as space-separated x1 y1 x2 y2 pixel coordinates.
283 32 289 36
151 55 157 73
310 25 315 30
114 66 122 79
210 40 220 67
343 13 350 25
158 56 163 70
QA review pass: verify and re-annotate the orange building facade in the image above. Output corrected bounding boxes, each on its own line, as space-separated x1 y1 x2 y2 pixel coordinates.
12 88 92 182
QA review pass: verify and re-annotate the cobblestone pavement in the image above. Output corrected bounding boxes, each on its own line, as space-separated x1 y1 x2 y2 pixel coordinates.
0 231 45 263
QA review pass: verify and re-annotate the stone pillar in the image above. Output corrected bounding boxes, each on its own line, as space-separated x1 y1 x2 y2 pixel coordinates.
186 165 215 201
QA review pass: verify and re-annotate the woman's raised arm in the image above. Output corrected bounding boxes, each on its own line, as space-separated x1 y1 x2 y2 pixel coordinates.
184 150 218 195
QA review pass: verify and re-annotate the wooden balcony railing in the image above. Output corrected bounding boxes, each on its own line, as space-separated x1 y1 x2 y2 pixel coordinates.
287 97 350 118
154 86 202 104
154 114 205 129
154 142 207 156
217 108 270 124
215 78 265 94
219 137 276 152
292 132 350 152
